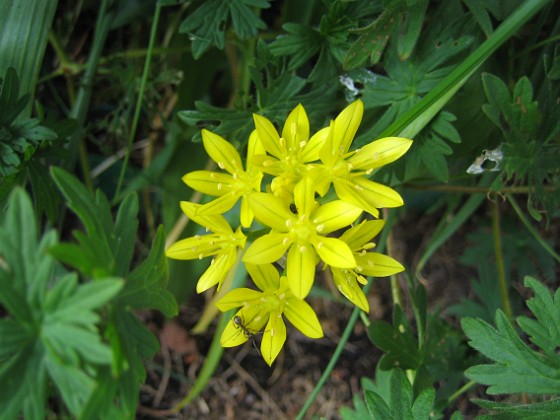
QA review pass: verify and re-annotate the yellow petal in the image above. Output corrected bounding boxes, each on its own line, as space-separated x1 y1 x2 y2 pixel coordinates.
319 120 336 167
196 251 236 293
242 233 292 264
240 196 254 228
261 313 286 366
311 200 362 234
196 193 239 216
182 171 233 196
339 219 385 250
248 193 293 231
180 201 233 233
246 263 280 292
284 298 324 338
253 114 284 159
356 252 405 277
331 268 369 312
286 244 317 299
349 137 412 170
246 129 266 161
293 176 317 216
165 234 221 260
333 100 363 154
314 237 356 268
282 104 309 151
353 177 404 208
250 154 284 176
221 306 266 347
201 129 243 174
301 126 329 162
215 288 262 311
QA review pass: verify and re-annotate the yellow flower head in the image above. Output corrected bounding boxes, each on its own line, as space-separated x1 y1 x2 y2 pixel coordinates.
182 129 265 227
216 263 323 366
310 100 413 217
243 177 361 299
165 202 246 293
251 104 329 201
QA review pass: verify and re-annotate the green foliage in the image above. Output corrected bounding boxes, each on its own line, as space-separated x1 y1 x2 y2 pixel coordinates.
341 368 437 420
481 73 560 221
0 188 123 418
0 67 57 177
179 0 271 59
462 277 560 397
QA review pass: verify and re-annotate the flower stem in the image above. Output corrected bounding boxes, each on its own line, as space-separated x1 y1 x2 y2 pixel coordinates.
492 199 512 319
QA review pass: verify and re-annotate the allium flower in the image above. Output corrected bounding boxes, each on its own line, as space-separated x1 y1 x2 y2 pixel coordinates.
182 129 264 227
243 177 362 299
165 202 246 293
216 263 323 366
330 219 404 312
309 100 413 217
251 104 329 201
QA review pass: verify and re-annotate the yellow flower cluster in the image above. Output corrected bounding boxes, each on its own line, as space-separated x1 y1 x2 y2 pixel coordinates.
166 100 412 365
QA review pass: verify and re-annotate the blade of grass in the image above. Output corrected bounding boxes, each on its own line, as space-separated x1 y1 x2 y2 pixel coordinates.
113 1 166 202
379 0 552 139
507 194 560 264
64 0 115 186
0 0 58 119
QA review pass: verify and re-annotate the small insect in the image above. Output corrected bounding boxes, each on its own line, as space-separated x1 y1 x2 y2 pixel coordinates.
233 315 256 339
233 315 261 355
289 203 298 214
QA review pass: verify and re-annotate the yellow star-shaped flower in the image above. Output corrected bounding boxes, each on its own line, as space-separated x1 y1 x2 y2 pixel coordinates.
243 177 362 298
165 202 246 293
216 263 323 366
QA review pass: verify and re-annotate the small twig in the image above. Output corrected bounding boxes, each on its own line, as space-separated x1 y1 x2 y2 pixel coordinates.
223 353 288 420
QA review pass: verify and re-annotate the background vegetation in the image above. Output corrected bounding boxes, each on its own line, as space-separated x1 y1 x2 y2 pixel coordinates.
0 0 558 418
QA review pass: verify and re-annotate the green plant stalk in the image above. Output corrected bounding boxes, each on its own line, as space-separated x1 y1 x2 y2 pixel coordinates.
296 212 393 419
379 0 552 139
65 0 115 184
113 2 163 202
507 194 560 263
492 200 512 319
172 255 248 412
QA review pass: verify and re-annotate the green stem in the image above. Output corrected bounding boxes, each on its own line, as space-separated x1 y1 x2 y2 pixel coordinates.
65 0 115 184
447 380 476 404
492 200 512 319
113 2 162 202
507 194 560 263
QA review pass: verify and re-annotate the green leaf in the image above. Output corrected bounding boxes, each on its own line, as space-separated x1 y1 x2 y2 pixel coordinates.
116 226 178 317
363 368 435 420
344 7 400 69
0 1 58 118
179 0 270 59
518 276 560 362
0 67 29 126
462 287 560 395
368 305 422 370
269 23 322 70
113 193 139 276
461 0 504 36
474 397 560 419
